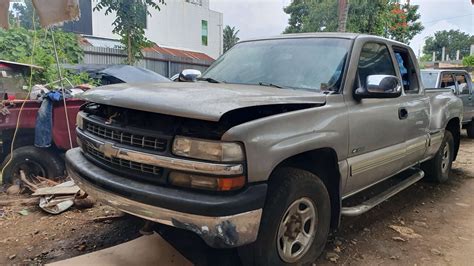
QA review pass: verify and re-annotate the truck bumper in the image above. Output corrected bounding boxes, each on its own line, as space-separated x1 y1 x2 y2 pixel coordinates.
65 148 266 248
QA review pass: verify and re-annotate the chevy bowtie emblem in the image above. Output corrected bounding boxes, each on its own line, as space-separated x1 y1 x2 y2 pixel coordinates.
100 142 119 158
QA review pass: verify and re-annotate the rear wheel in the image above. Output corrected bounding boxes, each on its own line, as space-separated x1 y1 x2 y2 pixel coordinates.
242 167 331 265
467 121 474 139
1 146 65 185
422 131 454 183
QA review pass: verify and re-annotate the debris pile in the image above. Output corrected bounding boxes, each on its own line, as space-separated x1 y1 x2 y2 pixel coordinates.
1 171 93 215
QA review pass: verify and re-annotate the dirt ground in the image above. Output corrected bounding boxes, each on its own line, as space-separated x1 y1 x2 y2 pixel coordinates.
0 133 473 265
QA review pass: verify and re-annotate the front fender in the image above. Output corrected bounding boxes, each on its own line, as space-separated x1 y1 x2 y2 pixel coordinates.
222 96 349 182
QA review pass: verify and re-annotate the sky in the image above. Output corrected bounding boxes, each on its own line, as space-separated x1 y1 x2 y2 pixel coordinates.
210 0 474 56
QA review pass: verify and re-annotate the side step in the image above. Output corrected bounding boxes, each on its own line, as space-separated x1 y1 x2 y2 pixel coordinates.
341 169 424 216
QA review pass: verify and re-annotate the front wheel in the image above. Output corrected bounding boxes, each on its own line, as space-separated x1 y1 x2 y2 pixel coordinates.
422 131 454 183
242 168 331 265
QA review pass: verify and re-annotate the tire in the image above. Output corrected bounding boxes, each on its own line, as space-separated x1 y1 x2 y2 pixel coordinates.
467 121 474 139
422 131 454 183
241 167 331 265
1 146 65 185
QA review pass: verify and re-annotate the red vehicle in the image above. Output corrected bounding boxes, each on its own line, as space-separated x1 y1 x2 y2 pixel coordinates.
0 62 171 185
0 99 83 184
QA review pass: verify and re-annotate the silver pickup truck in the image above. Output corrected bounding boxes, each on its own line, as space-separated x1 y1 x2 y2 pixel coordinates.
421 69 474 138
66 33 462 265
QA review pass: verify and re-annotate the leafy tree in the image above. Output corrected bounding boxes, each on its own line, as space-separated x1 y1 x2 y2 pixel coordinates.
463 55 474 67
385 2 423 44
283 0 311 33
9 0 40 30
0 28 86 85
423 30 474 61
283 0 423 44
94 0 165 65
223 25 240 53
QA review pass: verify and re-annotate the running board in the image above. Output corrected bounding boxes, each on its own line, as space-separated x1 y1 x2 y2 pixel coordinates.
341 169 424 216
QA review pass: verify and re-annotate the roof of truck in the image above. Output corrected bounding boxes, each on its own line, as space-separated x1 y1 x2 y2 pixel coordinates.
421 69 469 73
241 32 409 47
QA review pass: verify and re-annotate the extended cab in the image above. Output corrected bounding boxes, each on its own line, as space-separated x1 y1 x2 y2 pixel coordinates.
421 69 474 138
66 33 462 265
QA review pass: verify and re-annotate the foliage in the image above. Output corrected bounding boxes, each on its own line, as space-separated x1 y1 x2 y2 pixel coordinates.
9 0 40 30
223 25 240 53
94 0 165 65
283 0 311 33
385 2 423 44
283 0 423 44
463 55 474 67
423 30 474 61
0 28 88 85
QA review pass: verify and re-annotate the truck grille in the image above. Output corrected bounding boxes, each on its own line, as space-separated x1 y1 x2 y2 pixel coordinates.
85 121 168 153
85 143 163 177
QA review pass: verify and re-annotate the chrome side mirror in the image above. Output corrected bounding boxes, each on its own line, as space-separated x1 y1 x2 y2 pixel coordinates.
355 75 402 99
179 69 202 82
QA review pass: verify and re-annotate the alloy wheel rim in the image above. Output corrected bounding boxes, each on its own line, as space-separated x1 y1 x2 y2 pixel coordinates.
277 197 317 263
441 142 450 173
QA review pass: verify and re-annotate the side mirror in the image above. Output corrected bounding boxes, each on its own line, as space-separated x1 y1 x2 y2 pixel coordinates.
179 69 201 82
355 75 402 99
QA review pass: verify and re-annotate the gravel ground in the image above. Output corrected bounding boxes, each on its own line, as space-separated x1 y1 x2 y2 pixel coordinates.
0 133 473 265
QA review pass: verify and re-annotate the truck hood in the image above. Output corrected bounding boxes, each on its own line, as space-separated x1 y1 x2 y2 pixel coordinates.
79 82 327 121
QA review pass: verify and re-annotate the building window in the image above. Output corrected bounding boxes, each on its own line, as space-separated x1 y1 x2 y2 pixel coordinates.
186 0 202 6
201 20 208 46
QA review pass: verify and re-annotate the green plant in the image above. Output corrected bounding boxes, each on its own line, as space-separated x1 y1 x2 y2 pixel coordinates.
0 28 89 85
463 55 474 67
424 30 474 60
283 0 423 44
94 0 165 65
223 25 240 53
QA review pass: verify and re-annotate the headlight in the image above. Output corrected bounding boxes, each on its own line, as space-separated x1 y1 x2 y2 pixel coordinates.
76 112 84 130
172 136 244 162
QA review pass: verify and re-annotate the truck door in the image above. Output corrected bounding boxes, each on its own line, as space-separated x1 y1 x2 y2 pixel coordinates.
344 42 407 196
393 46 430 168
455 73 474 124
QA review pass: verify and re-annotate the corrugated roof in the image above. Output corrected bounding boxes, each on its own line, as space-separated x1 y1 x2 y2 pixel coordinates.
80 36 214 62
143 44 215 62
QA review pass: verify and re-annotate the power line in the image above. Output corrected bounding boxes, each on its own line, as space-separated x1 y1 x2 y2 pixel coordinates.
423 14 473 25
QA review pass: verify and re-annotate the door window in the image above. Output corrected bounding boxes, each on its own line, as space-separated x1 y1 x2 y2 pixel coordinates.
456 74 470 95
357 42 396 88
440 74 456 90
393 48 420 93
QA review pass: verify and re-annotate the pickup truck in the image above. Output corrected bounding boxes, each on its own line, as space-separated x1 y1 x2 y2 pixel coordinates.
421 69 474 138
66 33 463 265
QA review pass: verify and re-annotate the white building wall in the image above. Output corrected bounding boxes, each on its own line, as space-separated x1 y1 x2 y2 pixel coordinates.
91 0 223 59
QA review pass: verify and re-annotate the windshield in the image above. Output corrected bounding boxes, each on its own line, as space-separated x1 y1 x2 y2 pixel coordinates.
202 38 351 92
421 71 439 89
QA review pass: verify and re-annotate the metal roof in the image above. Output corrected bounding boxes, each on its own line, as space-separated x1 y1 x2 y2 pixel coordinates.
0 60 43 70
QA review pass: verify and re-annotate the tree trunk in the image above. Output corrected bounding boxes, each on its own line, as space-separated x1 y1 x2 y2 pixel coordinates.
127 33 132 65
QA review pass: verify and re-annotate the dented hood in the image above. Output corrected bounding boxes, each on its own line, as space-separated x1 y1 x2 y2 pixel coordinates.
79 82 327 121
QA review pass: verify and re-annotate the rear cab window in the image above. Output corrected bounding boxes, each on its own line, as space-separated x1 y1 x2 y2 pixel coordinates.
393 47 420 93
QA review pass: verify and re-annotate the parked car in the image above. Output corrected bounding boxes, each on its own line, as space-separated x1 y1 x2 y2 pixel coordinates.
0 64 171 185
421 69 474 138
66 33 462 265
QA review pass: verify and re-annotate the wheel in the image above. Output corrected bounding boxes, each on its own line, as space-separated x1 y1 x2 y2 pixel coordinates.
1 146 65 185
467 121 474 139
422 131 454 183
242 167 331 265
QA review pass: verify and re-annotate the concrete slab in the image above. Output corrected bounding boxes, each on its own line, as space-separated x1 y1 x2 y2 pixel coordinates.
49 233 192 266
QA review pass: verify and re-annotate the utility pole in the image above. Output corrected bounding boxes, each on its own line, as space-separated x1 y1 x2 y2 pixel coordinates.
338 0 349 32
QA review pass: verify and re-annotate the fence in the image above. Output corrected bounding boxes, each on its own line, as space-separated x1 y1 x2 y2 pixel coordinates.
82 46 214 78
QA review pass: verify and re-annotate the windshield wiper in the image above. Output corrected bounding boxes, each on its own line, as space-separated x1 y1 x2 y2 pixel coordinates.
197 77 221 83
258 82 284 89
